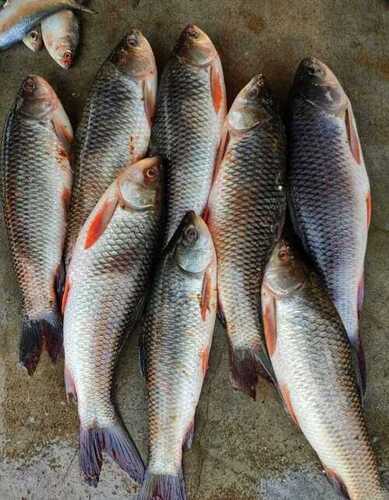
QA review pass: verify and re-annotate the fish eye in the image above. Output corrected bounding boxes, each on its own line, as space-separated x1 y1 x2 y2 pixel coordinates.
22 78 36 95
184 225 198 244
247 85 259 99
31 32 38 41
278 248 289 262
127 34 139 47
144 165 159 181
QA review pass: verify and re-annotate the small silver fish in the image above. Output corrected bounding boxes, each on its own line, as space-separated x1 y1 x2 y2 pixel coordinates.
42 10 79 69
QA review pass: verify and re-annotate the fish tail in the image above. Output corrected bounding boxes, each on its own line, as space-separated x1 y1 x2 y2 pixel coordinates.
138 469 186 500
79 424 144 487
229 346 260 400
19 310 63 375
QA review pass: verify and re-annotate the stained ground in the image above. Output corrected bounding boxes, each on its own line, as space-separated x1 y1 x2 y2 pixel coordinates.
0 1 388 499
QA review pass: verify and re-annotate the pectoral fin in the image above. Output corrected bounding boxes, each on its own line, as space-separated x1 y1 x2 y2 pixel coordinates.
84 198 118 250
345 106 362 165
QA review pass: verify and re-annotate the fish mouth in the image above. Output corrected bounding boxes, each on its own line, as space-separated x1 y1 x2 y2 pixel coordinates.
126 29 142 48
60 50 74 70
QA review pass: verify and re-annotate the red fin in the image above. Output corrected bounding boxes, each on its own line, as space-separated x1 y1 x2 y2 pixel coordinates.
199 347 210 376
143 77 157 127
62 187 71 211
213 129 230 182
262 289 277 357
200 270 213 321
366 192 372 227
211 61 225 115
345 107 362 165
324 467 350 499
61 278 71 315
183 420 195 451
65 366 77 402
84 199 118 250
279 384 299 426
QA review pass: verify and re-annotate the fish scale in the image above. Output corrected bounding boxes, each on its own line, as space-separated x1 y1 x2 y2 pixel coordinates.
262 241 385 500
207 76 286 399
151 26 225 243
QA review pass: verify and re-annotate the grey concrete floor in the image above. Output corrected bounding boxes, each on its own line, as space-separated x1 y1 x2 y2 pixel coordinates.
0 1 388 499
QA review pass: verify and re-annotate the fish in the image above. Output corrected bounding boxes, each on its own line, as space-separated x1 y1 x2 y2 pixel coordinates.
42 10 79 69
151 24 226 243
287 56 371 395
63 157 163 486
139 212 217 500
261 238 387 500
0 0 92 50
65 29 157 266
1 75 73 374
22 25 43 52
207 75 286 399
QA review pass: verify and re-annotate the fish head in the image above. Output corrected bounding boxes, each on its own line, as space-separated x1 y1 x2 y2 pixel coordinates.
17 76 58 120
263 240 307 297
175 24 217 67
228 74 277 132
117 156 162 211
170 212 214 274
112 29 156 80
23 29 43 52
292 57 347 115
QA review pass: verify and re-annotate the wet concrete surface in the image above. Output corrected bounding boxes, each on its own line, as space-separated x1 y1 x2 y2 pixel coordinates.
0 0 388 498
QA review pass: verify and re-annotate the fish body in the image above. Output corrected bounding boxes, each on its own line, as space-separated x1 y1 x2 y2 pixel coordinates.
207 75 286 399
65 29 157 266
261 239 386 500
0 0 90 49
22 25 42 51
140 212 217 500
288 57 371 393
152 24 226 243
2 75 73 374
42 10 79 69
63 157 163 486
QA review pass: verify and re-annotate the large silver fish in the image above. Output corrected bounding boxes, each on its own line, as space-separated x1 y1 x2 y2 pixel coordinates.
63 157 163 486
151 24 226 242
0 0 91 50
207 75 286 399
288 57 371 394
65 29 157 266
42 9 79 69
2 75 73 374
262 239 387 500
140 212 217 500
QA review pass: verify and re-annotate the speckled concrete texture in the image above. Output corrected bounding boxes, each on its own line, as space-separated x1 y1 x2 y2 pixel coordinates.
0 1 388 499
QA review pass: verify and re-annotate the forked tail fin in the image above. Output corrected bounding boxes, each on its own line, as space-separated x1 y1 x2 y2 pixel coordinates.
137 469 186 500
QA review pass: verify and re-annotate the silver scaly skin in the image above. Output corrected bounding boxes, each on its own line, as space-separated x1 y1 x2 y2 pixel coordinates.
139 212 217 500
0 0 91 50
288 57 371 394
207 75 286 399
2 75 73 375
63 157 163 486
262 240 387 500
151 24 226 243
65 29 157 265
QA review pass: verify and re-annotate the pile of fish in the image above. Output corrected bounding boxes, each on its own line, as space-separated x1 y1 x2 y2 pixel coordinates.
1 21 386 500
0 0 92 68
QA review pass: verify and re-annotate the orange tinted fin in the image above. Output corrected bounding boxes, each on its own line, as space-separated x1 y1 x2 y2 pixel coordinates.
62 187 71 211
262 289 277 357
84 199 118 250
61 278 71 315
345 107 362 165
279 384 299 427
324 467 350 499
143 77 157 127
200 270 213 321
210 60 225 115
213 128 230 181
366 192 372 227
199 347 210 376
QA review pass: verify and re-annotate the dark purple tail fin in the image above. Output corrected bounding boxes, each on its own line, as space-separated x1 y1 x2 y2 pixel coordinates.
138 470 186 500
19 310 63 375
80 424 144 487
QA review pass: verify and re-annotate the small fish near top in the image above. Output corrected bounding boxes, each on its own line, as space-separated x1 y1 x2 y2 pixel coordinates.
0 0 92 51
42 9 80 69
287 57 371 397
1 75 73 374
151 24 226 243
